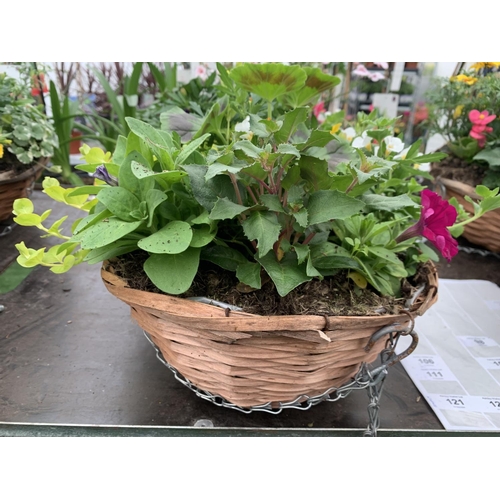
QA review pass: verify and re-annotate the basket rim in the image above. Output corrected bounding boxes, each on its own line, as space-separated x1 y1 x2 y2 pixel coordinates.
100 260 438 333
0 158 48 186
434 175 482 201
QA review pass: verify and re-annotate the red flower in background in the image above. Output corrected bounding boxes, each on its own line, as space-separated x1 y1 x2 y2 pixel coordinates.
31 73 48 97
313 101 325 119
469 109 496 148
396 189 458 262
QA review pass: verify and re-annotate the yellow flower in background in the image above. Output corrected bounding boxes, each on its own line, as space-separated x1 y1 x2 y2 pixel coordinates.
470 62 500 72
452 74 478 85
0 144 3 158
330 123 341 135
453 105 464 119
470 62 486 72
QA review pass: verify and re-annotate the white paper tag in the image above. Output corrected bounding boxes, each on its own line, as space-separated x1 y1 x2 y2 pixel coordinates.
475 357 500 370
482 398 500 411
430 395 481 412
433 396 500 414
401 279 500 431
403 354 457 382
458 336 499 348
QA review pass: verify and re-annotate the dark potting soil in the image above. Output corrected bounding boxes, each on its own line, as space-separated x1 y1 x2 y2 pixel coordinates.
0 150 31 181
111 250 431 317
430 154 486 188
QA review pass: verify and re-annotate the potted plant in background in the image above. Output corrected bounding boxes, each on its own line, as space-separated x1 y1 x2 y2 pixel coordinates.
425 63 500 252
0 72 58 223
10 63 500 414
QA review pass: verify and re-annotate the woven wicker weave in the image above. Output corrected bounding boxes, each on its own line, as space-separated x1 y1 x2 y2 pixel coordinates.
101 263 438 408
436 177 500 253
0 160 47 222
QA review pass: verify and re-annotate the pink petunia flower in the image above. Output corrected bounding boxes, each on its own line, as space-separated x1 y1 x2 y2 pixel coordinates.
396 189 458 262
353 64 370 77
373 62 389 70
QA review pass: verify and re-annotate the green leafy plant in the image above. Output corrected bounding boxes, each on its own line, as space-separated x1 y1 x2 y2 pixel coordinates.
425 66 500 187
48 81 84 185
138 63 220 130
12 63 500 302
74 62 144 153
0 72 58 167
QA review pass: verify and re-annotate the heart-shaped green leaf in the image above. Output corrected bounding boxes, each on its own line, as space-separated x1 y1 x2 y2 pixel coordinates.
138 221 193 254
229 63 307 102
285 67 341 107
256 252 311 297
144 247 201 294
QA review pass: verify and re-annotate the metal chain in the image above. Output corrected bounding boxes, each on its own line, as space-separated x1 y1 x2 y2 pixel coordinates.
363 361 388 437
143 331 391 436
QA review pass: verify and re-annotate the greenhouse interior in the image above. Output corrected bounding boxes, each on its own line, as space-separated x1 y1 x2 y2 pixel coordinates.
1 61 500 439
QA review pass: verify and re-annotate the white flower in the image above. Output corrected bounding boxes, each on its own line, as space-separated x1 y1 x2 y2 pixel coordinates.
415 162 431 172
352 131 373 150
394 147 431 171
383 136 405 154
341 127 357 143
195 65 208 81
368 72 385 82
235 116 251 133
394 147 410 160
352 64 370 77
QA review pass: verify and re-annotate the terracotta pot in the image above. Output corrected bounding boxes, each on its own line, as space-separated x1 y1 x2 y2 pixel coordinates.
101 262 438 409
69 130 83 155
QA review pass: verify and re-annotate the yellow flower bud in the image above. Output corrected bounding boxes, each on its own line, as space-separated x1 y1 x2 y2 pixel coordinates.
453 105 464 119
330 123 341 135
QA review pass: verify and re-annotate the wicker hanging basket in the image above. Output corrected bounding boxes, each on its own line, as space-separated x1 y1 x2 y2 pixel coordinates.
0 159 47 222
101 262 438 408
436 176 500 253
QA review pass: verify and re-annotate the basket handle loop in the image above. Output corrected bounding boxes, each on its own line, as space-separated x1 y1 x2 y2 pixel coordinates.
364 319 419 367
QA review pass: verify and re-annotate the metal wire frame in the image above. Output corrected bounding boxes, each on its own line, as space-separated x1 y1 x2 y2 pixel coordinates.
142 316 417 437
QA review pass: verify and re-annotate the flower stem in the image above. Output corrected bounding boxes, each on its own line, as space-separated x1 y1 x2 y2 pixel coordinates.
229 173 243 206
450 212 483 230
245 185 259 205
302 232 316 245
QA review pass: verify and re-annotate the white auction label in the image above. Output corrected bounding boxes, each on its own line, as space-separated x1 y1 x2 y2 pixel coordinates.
475 357 500 370
403 354 457 382
481 398 500 411
431 395 475 411
458 336 499 348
